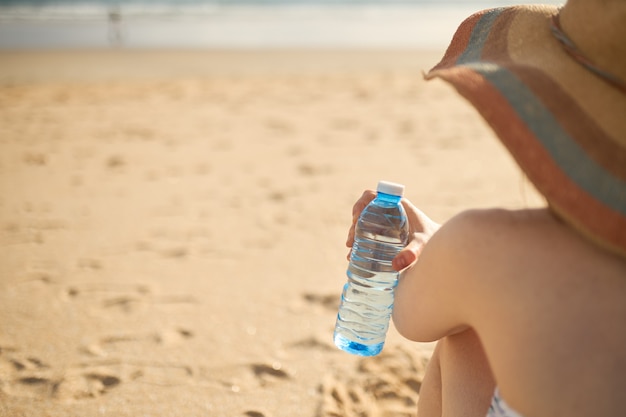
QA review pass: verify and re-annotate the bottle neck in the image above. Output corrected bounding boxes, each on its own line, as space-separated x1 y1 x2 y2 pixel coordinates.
376 191 402 205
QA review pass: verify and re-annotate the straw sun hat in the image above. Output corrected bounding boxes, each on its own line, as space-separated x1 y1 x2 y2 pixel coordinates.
425 3 626 258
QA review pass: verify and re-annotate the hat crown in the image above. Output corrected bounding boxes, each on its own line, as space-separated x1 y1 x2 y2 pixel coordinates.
426 4 626 258
558 0 626 89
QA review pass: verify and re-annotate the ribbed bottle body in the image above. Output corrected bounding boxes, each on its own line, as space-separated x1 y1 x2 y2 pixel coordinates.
334 191 408 356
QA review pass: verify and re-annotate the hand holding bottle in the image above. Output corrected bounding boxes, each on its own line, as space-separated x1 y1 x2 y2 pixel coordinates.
346 189 440 271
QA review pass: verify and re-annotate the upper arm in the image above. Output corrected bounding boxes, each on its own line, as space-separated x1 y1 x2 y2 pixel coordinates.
391 209 502 342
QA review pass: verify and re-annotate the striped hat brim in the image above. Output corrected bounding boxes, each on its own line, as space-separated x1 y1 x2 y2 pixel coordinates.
425 5 626 258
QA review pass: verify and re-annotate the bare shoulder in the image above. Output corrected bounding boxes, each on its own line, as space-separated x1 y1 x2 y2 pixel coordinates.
439 206 573 246
433 207 626 318
439 207 626 280
394 207 626 341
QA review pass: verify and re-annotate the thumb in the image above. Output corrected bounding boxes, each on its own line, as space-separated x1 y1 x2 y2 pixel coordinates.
392 239 419 271
392 233 430 271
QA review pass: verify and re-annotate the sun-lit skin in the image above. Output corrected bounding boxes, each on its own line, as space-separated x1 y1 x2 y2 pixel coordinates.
347 190 626 417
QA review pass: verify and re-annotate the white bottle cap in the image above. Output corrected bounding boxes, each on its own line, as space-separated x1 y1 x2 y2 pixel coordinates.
377 180 405 197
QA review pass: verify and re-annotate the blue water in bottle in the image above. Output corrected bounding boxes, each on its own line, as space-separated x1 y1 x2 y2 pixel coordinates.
334 181 409 356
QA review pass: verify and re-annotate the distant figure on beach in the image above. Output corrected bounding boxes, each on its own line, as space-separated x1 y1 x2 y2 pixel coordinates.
346 0 626 416
108 5 124 47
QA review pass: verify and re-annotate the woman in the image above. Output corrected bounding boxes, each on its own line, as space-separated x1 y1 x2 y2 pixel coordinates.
346 1 626 416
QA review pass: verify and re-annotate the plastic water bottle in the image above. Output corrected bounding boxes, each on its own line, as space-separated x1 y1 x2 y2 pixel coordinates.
334 181 409 356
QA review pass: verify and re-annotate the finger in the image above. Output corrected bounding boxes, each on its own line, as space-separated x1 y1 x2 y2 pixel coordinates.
392 237 422 271
401 198 425 234
352 189 376 221
346 224 356 247
347 189 376 247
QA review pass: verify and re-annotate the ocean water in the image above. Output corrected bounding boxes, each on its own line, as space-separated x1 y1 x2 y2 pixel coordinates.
0 0 564 49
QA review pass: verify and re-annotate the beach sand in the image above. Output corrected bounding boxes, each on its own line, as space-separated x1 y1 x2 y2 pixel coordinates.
0 49 542 417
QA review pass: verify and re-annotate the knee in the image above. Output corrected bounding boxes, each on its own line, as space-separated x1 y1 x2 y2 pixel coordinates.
440 329 494 377
418 330 495 416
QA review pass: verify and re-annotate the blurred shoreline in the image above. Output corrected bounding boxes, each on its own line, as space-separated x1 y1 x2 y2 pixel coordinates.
0 5 475 50
0 0 564 50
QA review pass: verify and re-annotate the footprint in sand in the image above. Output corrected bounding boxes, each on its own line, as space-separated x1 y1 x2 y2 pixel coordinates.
105 154 126 170
135 227 217 259
0 347 201 400
78 327 195 361
250 363 290 387
297 162 332 177
54 370 122 401
63 282 151 314
63 281 197 315
0 349 121 402
319 345 427 417
244 411 269 417
98 327 194 348
77 257 104 270
199 361 291 393
22 151 47 166
289 336 335 352
1 216 66 245
302 292 340 312
0 352 49 374
74 359 194 388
